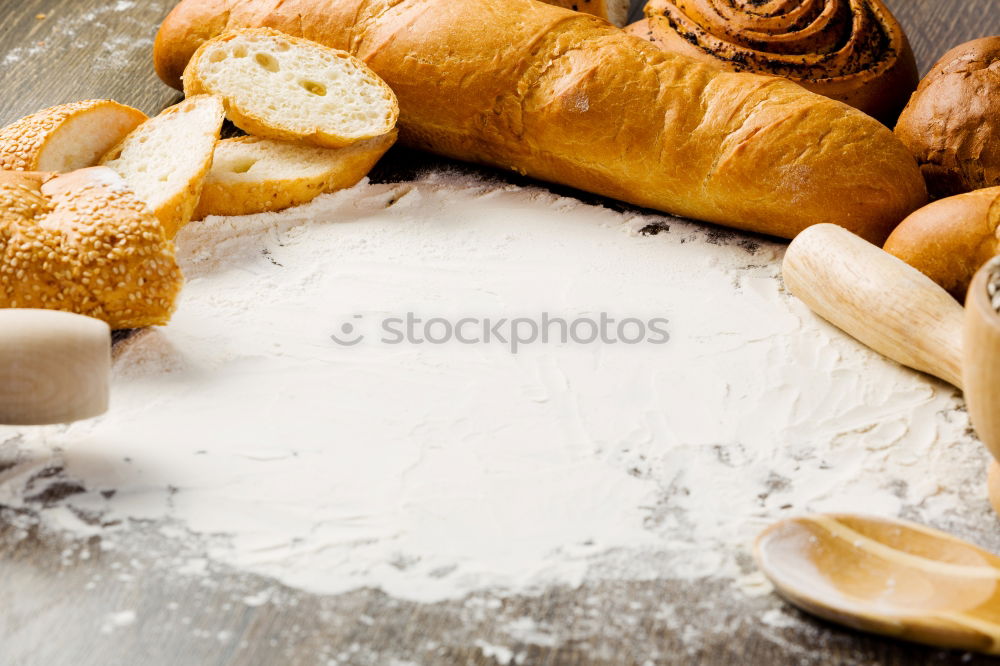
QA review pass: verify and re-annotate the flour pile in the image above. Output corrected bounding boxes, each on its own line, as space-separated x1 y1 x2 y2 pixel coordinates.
0 172 988 602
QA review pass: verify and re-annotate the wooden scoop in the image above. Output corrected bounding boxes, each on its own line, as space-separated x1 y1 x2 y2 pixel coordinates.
783 224 1000 459
756 514 1000 654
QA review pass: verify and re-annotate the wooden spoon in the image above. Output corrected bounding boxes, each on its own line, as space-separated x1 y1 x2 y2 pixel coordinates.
771 229 1000 651
756 514 1000 654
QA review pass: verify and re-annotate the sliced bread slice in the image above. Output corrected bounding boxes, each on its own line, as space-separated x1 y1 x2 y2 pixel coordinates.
101 95 224 238
0 100 147 172
182 28 398 149
194 130 397 219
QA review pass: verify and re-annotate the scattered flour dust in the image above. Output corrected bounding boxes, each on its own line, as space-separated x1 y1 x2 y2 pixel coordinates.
100 610 137 634
0 172 988 603
2 1 151 70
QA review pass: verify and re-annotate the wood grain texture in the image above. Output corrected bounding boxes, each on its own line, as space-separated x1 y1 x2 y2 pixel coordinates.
964 263 1000 462
757 515 1000 654
783 224 966 389
1 1 999 665
0 310 110 425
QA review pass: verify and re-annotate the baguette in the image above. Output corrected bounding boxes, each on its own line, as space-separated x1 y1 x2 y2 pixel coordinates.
101 95 225 238
194 131 397 219
183 29 398 148
0 100 147 172
154 0 927 242
884 187 1000 301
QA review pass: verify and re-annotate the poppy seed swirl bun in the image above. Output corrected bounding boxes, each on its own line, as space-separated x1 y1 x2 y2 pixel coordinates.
626 0 919 124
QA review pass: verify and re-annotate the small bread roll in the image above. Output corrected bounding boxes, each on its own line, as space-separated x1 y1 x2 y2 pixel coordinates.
0 167 184 329
895 37 1000 197
0 309 110 425
0 100 147 172
884 186 1000 300
625 0 919 124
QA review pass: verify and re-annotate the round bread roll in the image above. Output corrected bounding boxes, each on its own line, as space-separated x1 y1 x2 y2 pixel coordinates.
0 167 184 329
884 186 1000 300
0 100 147 173
0 309 110 425
625 0 918 124
895 37 1000 198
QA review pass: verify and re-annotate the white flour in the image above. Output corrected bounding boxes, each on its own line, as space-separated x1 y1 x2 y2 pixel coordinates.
0 172 988 603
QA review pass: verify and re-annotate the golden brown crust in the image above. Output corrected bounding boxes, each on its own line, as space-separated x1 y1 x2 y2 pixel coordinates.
895 37 1000 198
0 167 184 329
0 100 147 172
624 0 918 125
884 186 1000 300
154 0 927 243
193 130 396 219
100 95 225 239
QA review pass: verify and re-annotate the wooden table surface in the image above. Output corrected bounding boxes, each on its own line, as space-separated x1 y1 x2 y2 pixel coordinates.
2 1 1000 665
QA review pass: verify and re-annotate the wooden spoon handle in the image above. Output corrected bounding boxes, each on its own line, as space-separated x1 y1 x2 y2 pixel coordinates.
964 261 1000 460
783 224 965 389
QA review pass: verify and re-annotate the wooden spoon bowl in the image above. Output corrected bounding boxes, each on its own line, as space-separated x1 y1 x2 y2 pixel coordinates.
756 514 1000 654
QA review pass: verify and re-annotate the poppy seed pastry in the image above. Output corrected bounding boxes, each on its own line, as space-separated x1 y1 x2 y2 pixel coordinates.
625 0 919 125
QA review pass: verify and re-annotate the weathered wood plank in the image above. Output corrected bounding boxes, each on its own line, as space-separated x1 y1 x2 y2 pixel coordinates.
1 1 999 665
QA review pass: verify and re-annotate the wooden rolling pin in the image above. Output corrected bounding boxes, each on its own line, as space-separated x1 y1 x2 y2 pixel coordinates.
0 309 111 425
783 225 1000 504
